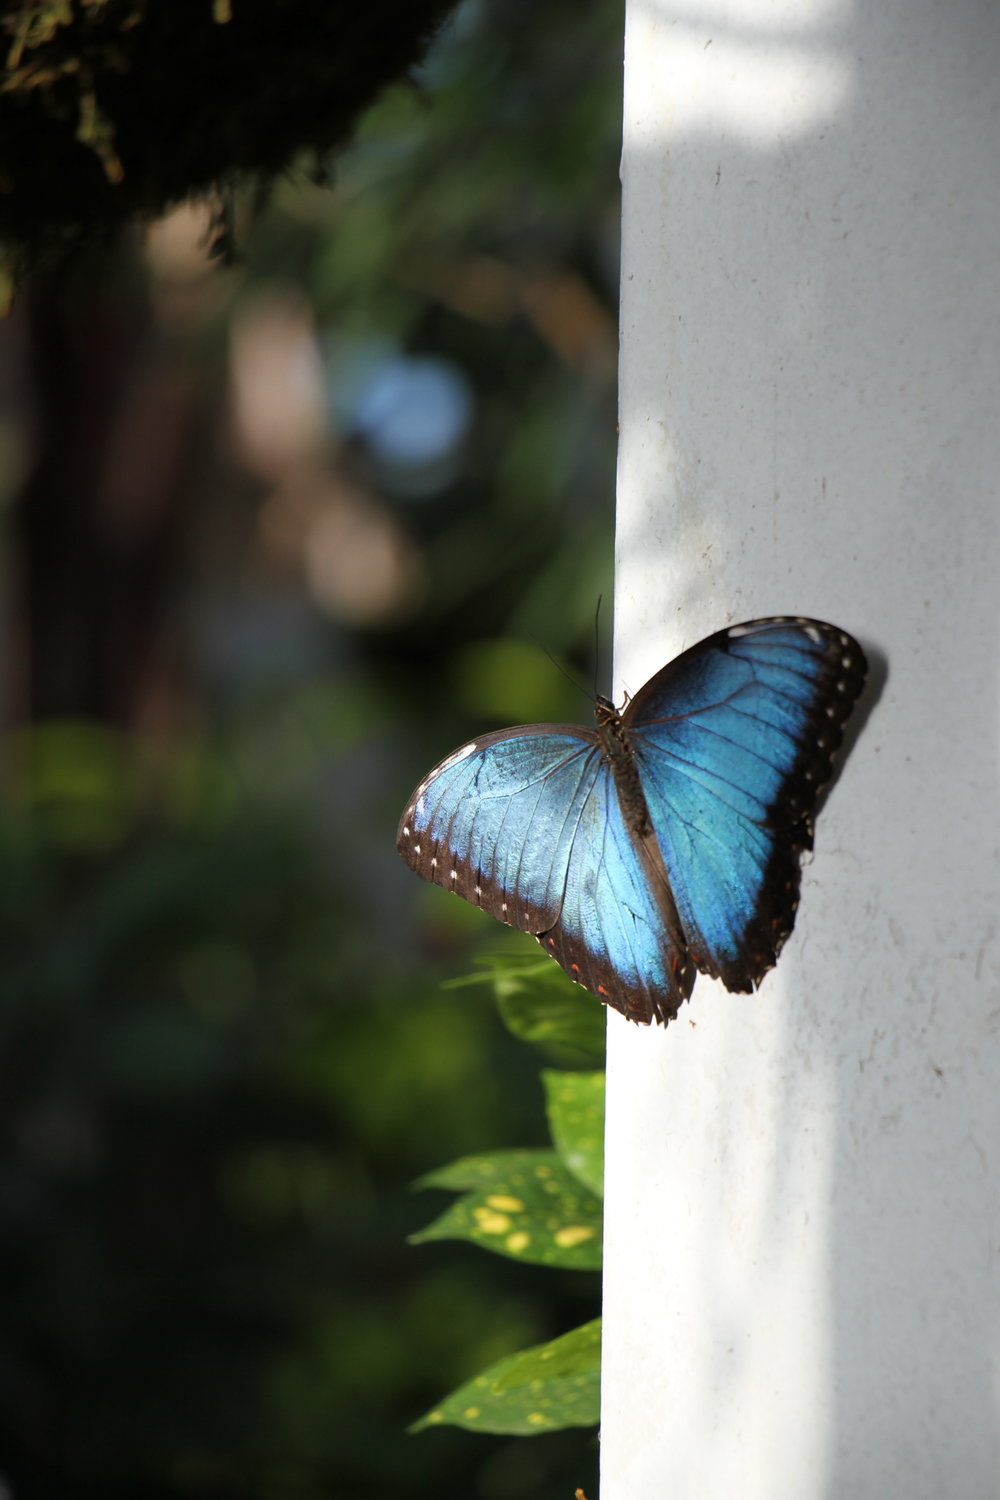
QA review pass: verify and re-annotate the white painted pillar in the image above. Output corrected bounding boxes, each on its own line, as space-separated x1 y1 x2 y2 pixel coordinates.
604 3 1000 1497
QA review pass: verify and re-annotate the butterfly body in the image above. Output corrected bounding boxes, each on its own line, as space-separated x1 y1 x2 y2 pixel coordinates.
594 695 652 836
398 617 866 1026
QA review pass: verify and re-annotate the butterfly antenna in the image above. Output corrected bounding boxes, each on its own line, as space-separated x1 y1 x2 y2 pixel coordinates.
526 634 593 705
593 596 603 700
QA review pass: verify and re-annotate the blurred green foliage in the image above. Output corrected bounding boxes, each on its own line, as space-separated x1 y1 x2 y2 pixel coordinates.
241 0 620 664
0 725 602 1498
0 0 622 1494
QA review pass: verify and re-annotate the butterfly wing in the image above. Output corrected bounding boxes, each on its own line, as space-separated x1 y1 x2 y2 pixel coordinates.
397 727 694 1024
623 617 866 991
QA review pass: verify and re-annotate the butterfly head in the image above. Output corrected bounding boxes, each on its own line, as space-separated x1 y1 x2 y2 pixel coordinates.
594 694 619 729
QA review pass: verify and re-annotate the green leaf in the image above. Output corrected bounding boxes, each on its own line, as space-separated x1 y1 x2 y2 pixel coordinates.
411 1317 601 1435
415 1148 558 1193
411 1148 602 1268
444 955 607 1057
440 954 556 991
543 1070 604 1198
496 980 606 1057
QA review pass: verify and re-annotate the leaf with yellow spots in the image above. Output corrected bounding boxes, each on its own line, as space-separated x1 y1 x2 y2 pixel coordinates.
410 1317 601 1435
414 1147 558 1194
410 1148 601 1268
543 1069 604 1197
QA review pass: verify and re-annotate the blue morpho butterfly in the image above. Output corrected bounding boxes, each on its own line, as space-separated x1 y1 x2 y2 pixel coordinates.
398 617 866 1026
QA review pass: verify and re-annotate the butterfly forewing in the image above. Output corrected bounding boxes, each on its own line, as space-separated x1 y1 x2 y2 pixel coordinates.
398 727 601 934
624 617 867 990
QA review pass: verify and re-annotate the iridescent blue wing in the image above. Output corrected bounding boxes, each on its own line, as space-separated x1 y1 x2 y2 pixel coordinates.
397 728 694 1024
624 617 866 991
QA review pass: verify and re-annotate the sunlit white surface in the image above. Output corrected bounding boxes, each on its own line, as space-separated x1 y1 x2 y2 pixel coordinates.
628 15 852 144
605 0 1000 1495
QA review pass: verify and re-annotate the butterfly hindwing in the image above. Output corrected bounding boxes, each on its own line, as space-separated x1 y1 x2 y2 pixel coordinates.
538 769 694 1024
624 617 866 991
397 726 693 1024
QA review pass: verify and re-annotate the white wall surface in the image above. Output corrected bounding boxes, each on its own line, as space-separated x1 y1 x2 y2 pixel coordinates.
604 1 1000 1496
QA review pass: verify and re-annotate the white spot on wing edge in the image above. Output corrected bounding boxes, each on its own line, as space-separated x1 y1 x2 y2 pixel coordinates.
727 618 824 645
437 741 479 774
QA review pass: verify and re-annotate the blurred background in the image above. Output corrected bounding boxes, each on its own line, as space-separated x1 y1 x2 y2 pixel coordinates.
0 0 621 1494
